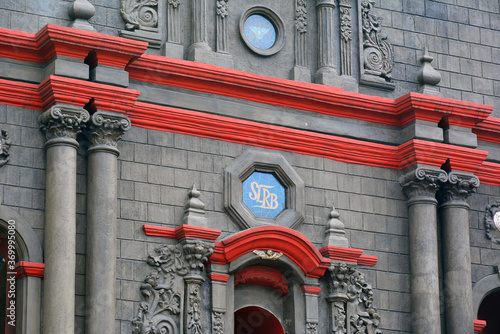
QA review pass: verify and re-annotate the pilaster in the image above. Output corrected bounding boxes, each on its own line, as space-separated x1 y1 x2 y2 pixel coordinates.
315 0 341 86
401 166 447 334
188 0 215 64
292 0 311 82
39 103 90 334
85 110 131 334
439 171 479 334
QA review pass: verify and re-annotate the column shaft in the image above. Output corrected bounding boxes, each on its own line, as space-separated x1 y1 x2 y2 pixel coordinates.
440 172 479 334
40 104 89 334
316 0 336 68
85 111 130 333
401 167 447 334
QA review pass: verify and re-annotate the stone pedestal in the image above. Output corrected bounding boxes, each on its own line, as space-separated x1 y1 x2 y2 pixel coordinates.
439 171 479 334
85 111 130 334
401 166 447 334
39 104 90 334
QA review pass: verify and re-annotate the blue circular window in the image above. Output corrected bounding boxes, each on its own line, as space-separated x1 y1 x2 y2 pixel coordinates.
244 14 277 50
242 172 285 219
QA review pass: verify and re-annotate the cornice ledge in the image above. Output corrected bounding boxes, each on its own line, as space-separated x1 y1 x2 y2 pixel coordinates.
395 92 493 128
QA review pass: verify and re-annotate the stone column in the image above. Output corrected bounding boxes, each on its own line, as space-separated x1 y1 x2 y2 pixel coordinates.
401 166 447 334
439 171 479 334
182 239 214 334
302 283 320 334
208 266 229 334
315 0 341 86
326 263 349 334
39 103 90 334
85 111 130 333
188 0 215 63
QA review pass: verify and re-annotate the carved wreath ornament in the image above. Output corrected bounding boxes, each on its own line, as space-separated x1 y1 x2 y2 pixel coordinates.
484 202 500 244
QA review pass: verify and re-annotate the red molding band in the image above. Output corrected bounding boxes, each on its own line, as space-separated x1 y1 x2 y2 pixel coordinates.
208 273 230 282
301 286 322 295
15 261 44 279
143 224 221 242
474 319 486 333
318 246 378 266
234 266 289 295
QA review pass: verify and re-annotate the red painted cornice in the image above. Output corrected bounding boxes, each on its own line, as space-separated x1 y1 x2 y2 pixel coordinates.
318 246 378 266
143 224 222 241
0 24 148 67
474 117 500 144
474 319 486 333
235 266 289 295
208 273 230 282
15 261 44 279
301 286 322 295
0 79 43 110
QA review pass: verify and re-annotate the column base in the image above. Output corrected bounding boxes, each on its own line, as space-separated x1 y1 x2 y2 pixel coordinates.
163 42 184 59
315 67 342 87
188 43 216 65
291 66 311 83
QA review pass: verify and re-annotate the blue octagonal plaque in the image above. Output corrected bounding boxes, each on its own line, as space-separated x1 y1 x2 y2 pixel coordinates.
242 172 285 219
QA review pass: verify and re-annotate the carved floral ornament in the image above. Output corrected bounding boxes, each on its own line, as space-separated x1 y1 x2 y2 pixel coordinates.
0 129 11 167
484 202 500 244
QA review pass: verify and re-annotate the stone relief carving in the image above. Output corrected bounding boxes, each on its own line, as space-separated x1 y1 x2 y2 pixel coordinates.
132 244 188 334
339 0 352 76
295 0 307 34
327 263 381 334
39 105 90 141
0 129 11 167
121 0 159 30
187 285 202 334
360 0 394 89
306 322 318 334
401 167 448 199
439 171 479 202
484 202 500 244
253 249 284 260
212 311 224 334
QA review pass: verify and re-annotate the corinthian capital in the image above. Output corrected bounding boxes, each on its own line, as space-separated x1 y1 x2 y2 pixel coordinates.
87 110 131 148
181 239 214 274
400 166 448 199
39 104 90 142
440 171 480 202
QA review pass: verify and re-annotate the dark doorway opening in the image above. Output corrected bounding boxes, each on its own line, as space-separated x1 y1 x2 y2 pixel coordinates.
478 289 500 334
234 306 284 334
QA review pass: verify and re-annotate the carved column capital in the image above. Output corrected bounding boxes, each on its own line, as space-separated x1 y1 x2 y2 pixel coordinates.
39 104 90 146
316 0 336 8
86 110 131 153
401 167 448 201
181 238 214 275
440 171 479 203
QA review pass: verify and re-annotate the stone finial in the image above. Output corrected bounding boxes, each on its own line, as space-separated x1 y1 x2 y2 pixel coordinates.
417 47 442 97
322 206 349 248
69 0 96 32
181 185 208 227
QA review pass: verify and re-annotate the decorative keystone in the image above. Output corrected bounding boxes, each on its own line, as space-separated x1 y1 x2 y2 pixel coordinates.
69 0 96 32
417 47 442 97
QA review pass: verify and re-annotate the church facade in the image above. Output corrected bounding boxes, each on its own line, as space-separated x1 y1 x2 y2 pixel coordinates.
0 0 499 333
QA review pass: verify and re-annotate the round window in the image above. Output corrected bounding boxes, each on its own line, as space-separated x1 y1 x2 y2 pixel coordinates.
239 7 285 56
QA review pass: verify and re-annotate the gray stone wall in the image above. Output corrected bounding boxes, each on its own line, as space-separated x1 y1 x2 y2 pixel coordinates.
1 1 500 113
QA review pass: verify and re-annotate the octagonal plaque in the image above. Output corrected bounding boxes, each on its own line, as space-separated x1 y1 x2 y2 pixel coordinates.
224 150 305 230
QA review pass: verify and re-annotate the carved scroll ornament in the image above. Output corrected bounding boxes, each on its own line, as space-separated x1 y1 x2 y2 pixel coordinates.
484 202 500 244
121 0 159 30
132 244 188 334
361 0 394 81
0 129 11 167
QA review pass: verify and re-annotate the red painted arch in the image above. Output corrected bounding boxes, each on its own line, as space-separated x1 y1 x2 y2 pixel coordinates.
209 226 331 278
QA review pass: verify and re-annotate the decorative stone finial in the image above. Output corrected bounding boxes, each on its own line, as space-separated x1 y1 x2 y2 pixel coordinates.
323 206 349 248
69 0 96 32
417 47 442 96
181 185 208 227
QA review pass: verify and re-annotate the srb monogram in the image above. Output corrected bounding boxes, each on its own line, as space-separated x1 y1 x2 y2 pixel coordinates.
249 182 279 209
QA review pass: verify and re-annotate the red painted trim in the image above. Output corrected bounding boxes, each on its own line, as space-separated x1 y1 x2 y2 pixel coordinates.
208 226 331 278
474 319 487 333
208 273 230 282
143 224 221 241
234 266 289 295
357 255 379 266
474 117 500 144
476 161 500 186
174 224 221 241
0 79 43 110
319 246 378 267
301 286 322 295
319 246 363 263
0 25 147 67
143 224 176 238
14 261 44 279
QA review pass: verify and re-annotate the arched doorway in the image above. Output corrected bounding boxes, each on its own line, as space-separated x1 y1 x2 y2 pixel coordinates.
478 289 500 334
234 306 284 334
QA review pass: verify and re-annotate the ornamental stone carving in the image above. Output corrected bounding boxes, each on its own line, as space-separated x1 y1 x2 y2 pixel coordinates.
295 0 307 34
212 311 224 334
39 104 90 142
0 129 11 167
417 47 442 96
87 110 131 148
182 239 214 273
401 167 448 200
121 0 159 30
339 0 352 76
253 250 284 260
439 171 479 202
306 322 318 334
360 0 394 89
327 263 381 334
132 244 188 334
484 202 500 244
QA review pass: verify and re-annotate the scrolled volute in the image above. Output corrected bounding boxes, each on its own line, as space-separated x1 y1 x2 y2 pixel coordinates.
87 110 131 147
39 104 90 141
